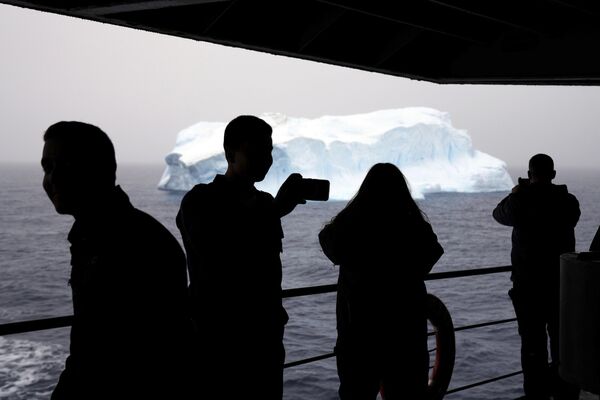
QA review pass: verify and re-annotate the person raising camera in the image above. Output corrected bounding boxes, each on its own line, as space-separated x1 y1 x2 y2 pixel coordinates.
176 115 308 400
493 153 580 400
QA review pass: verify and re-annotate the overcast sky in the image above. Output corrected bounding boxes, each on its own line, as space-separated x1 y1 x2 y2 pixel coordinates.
2 3 600 172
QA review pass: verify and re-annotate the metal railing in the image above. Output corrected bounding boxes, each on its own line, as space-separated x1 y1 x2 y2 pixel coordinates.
280 265 522 397
0 265 520 397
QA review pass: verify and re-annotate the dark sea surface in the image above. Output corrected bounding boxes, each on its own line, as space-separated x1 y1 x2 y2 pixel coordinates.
1 163 599 400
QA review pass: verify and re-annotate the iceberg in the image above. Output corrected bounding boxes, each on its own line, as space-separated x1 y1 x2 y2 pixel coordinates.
158 108 514 199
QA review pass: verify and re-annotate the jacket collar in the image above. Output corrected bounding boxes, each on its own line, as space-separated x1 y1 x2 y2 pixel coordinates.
68 185 133 243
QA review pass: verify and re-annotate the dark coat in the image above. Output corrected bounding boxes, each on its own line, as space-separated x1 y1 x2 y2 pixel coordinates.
493 183 580 289
319 210 443 398
176 174 287 399
319 212 443 342
52 186 191 400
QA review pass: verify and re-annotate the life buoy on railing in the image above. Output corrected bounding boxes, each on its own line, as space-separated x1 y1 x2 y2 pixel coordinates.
426 293 455 400
378 294 455 400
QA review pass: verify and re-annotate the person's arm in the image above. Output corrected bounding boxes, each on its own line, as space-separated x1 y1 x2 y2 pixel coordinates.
176 189 214 251
567 193 581 228
419 222 444 276
493 182 527 226
318 223 340 265
492 194 520 226
274 173 306 217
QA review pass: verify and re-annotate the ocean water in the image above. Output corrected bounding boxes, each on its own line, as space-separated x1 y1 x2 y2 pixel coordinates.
1 163 599 400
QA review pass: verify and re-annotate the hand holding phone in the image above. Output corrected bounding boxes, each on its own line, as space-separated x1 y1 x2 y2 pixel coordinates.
275 175 330 217
512 177 530 193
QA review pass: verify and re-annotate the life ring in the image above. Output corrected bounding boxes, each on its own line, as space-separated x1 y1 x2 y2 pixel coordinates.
378 294 455 400
426 293 456 400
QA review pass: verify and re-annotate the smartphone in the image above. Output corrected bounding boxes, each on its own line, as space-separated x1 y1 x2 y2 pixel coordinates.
300 178 330 201
518 177 530 185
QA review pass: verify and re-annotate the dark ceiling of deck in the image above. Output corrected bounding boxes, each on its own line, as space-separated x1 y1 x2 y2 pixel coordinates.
3 0 600 85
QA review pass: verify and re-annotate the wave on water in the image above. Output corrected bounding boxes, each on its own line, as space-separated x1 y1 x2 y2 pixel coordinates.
0 337 64 399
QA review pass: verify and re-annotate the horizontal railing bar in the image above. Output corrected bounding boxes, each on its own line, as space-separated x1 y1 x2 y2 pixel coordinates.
426 265 512 280
282 265 512 298
284 352 335 368
454 317 517 332
1 265 513 336
0 315 73 336
428 317 517 336
282 284 337 298
445 370 523 394
284 317 517 369
1 265 520 396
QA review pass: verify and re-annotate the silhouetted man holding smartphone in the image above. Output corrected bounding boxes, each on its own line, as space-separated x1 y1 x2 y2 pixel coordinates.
42 121 192 400
493 154 580 400
176 115 306 399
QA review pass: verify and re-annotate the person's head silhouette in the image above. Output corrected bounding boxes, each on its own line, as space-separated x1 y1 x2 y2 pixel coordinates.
528 153 555 184
41 121 116 216
354 163 413 208
223 115 273 184
336 163 425 222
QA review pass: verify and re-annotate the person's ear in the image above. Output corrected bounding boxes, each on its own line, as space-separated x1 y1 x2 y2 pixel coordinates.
527 170 532 179
225 149 235 164
551 170 556 180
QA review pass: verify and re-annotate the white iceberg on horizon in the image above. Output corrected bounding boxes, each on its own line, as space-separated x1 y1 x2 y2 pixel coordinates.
158 107 513 199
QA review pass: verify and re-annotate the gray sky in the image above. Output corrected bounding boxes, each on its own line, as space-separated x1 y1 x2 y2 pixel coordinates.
2 3 600 171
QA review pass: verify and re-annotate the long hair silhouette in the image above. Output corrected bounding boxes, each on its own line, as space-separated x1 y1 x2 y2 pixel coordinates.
331 162 426 224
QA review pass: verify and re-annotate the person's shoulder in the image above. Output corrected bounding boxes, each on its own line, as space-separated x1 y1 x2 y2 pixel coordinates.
409 216 435 236
129 207 178 240
184 182 214 198
552 184 579 201
119 208 186 273
180 181 219 207
256 188 275 203
565 190 580 209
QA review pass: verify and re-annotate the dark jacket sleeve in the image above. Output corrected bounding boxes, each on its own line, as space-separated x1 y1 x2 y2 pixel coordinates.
415 221 444 276
319 223 341 265
493 194 520 226
566 193 581 228
177 187 215 252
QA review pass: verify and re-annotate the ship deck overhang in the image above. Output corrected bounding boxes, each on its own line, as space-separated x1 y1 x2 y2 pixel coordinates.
2 0 600 86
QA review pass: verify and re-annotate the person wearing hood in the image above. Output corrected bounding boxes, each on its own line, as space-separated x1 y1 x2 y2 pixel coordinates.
493 153 580 400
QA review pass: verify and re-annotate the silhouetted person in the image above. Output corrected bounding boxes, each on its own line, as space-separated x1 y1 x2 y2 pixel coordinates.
319 163 443 400
42 121 192 400
493 154 580 400
176 115 304 399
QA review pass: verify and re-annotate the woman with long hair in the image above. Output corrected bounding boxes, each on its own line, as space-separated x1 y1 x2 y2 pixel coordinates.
319 163 443 399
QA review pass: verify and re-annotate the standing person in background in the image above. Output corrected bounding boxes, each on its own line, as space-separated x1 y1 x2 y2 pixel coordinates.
176 115 305 400
493 153 580 400
319 163 443 400
42 121 192 400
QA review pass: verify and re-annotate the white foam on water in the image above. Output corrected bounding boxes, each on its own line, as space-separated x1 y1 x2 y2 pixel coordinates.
0 337 65 399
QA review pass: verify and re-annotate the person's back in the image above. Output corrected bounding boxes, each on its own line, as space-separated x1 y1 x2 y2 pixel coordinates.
319 163 443 400
178 176 286 341
492 153 580 400
65 190 191 398
42 122 192 400
493 161 579 288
